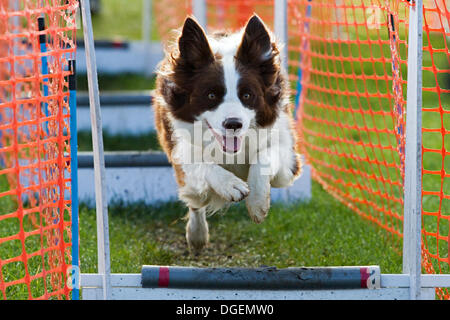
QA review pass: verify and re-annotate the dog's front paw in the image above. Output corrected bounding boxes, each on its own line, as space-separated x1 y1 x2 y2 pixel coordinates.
208 172 249 202
186 226 209 254
215 177 250 202
246 188 270 224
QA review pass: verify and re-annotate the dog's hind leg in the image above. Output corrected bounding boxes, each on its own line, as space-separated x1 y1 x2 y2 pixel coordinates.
186 207 209 254
245 146 282 224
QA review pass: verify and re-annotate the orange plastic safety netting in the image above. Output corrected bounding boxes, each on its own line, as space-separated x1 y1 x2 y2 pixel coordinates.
154 0 449 299
152 0 274 44
0 0 77 299
205 0 274 31
290 0 408 245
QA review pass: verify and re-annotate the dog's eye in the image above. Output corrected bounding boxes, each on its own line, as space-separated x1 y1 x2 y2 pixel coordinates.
207 93 216 100
242 93 251 100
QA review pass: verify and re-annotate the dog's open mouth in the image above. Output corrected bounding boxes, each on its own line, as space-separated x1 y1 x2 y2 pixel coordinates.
206 121 242 153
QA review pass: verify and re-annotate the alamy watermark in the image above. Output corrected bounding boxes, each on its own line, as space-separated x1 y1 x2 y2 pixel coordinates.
168 121 281 175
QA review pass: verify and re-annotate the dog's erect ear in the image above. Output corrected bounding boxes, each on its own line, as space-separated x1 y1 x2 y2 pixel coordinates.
178 17 214 68
237 15 279 87
236 15 273 66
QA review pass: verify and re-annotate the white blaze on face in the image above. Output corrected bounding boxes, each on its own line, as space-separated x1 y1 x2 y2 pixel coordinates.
198 33 256 154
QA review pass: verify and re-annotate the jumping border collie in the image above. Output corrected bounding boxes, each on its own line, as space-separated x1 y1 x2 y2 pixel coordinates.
153 15 302 253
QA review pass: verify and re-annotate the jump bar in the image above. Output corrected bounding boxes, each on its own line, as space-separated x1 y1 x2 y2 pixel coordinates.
77 91 152 106
141 266 381 290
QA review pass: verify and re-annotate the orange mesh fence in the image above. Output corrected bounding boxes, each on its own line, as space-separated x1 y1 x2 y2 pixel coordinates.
289 0 449 299
153 0 273 45
205 0 274 32
153 0 192 43
0 0 77 299
291 0 408 246
154 0 449 299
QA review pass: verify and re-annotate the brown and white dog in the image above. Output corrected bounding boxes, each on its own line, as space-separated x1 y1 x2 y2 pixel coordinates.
153 15 302 253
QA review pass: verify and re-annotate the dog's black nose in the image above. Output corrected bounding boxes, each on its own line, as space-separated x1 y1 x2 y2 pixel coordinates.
222 118 243 131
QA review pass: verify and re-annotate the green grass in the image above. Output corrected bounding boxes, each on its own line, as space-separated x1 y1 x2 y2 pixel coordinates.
77 130 161 151
0 174 15 215
0 175 68 300
79 181 402 274
1 178 403 299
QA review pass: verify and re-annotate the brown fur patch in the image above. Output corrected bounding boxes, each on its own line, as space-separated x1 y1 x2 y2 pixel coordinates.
235 15 285 127
290 153 302 178
153 100 185 186
236 67 287 127
157 61 226 123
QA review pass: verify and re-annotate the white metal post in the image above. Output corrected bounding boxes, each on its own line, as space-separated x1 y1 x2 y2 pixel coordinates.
142 0 153 76
274 0 288 71
80 0 112 300
192 0 207 30
142 0 151 44
402 0 423 300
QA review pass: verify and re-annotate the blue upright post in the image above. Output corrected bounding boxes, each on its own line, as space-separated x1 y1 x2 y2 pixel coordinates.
38 17 49 134
69 59 80 300
294 0 312 117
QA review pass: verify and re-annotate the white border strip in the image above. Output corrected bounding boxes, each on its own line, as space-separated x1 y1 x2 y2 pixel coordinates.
80 273 447 300
82 287 416 300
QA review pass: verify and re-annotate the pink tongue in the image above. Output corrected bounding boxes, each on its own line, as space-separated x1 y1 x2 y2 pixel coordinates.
223 136 241 153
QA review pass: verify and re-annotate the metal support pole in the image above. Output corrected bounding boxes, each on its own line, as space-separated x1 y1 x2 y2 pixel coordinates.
402 0 423 300
80 0 112 300
69 60 80 300
142 0 151 44
274 0 288 71
192 0 207 30
142 0 152 76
